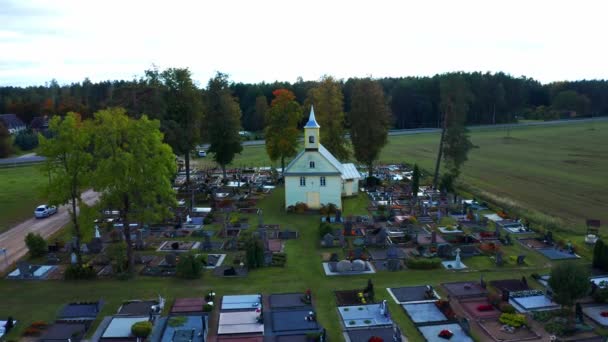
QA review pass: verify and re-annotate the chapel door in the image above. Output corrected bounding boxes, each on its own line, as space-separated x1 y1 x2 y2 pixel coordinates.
306 192 320 209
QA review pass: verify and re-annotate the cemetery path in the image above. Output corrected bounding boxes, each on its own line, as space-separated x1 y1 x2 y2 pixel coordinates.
0 189 99 273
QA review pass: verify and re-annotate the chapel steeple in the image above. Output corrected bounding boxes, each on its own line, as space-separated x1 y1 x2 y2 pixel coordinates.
304 106 320 150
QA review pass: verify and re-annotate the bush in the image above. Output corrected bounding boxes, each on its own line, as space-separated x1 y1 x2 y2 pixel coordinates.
405 257 442 269
131 321 153 338
318 222 333 239
13 130 38 151
64 264 97 280
176 253 202 279
499 313 526 328
327 203 337 214
203 217 213 225
499 303 516 314
545 320 569 336
25 232 47 257
203 303 214 312
294 202 308 214
319 204 328 216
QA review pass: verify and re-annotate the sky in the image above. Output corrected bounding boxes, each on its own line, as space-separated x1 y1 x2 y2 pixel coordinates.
1 0 607 87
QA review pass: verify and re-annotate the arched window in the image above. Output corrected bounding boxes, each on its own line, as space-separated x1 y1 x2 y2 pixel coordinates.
320 176 326 187
309 161 315 168
309 135 315 143
299 177 306 186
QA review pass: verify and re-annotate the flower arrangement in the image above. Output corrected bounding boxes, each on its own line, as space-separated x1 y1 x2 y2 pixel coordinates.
477 304 494 311
601 311 608 317
438 329 453 339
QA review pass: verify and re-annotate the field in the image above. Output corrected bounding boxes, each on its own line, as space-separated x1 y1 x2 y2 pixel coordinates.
0 189 561 342
0 165 47 233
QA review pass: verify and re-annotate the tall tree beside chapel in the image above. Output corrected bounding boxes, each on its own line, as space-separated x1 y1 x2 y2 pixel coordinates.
204 72 243 178
265 89 302 174
158 68 203 185
38 112 92 266
91 108 176 274
306 76 349 160
348 78 391 179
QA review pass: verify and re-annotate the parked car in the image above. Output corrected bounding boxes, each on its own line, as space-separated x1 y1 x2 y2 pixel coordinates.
34 204 57 218
197 150 207 157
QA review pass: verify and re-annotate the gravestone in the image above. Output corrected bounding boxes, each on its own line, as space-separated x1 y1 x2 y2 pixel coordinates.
437 244 452 259
386 245 399 259
46 253 60 264
461 318 471 334
71 252 78 265
353 247 363 259
335 210 342 222
495 251 504 266
203 234 212 251
344 221 353 236
263 252 273 266
364 234 374 246
165 253 177 267
352 259 366 272
431 231 437 244
336 260 352 272
17 261 32 278
80 243 89 254
329 253 339 262
480 274 487 289
545 231 553 245
88 238 103 254
322 233 334 248
393 325 403 342
135 230 145 250
376 229 388 245
387 258 400 272
575 303 584 324
338 234 345 247
517 255 526 265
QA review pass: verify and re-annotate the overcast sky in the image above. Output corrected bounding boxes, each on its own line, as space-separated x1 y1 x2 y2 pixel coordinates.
1 0 607 87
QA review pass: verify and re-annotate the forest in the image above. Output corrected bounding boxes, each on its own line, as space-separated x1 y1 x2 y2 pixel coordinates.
1 71 607 132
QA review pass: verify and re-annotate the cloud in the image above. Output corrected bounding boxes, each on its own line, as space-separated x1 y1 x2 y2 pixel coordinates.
1 0 607 86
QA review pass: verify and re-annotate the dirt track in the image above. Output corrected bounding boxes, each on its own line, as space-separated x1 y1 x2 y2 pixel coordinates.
0 190 99 273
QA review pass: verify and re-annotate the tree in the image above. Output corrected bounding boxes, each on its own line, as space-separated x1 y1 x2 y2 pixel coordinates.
14 130 39 151
159 68 203 188
38 112 93 266
593 239 605 269
348 78 391 179
548 262 590 308
0 122 11 157
204 72 243 177
433 74 474 188
91 108 176 274
411 164 420 198
306 76 349 160
245 235 265 269
25 233 47 257
176 253 203 279
265 89 301 174
252 95 268 132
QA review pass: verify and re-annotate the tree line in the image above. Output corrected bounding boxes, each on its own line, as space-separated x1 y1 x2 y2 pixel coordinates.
2 72 607 132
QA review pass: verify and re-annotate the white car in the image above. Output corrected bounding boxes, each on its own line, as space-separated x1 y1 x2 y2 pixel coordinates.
34 204 57 218
197 150 207 157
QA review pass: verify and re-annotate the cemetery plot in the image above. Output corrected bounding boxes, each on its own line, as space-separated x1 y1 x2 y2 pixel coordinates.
58 301 104 320
344 326 404 342
39 321 89 341
269 293 309 309
6 263 57 280
402 302 450 324
221 295 262 311
322 259 376 276
204 254 226 269
171 298 206 314
118 299 162 316
518 236 579 260
338 302 393 328
387 286 440 304
443 281 488 299
100 316 149 340
417 323 474 342
478 318 542 342
459 298 501 319
217 311 264 335
508 291 560 313
157 241 200 252
498 220 531 234
269 309 320 333
536 248 580 260
213 265 248 277
582 304 608 327
159 315 208 342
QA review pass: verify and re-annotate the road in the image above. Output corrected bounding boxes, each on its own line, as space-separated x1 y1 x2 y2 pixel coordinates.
0 190 99 273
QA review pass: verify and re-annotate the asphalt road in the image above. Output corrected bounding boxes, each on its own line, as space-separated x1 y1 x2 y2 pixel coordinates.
0 190 99 273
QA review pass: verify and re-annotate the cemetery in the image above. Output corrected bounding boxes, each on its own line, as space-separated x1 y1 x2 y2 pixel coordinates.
2 162 608 342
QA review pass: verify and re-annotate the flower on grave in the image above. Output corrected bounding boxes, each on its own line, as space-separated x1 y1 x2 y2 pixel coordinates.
438 329 453 339
601 311 608 317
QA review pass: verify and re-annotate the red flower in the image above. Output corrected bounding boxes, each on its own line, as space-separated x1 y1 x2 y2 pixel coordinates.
601 311 608 317
477 304 493 311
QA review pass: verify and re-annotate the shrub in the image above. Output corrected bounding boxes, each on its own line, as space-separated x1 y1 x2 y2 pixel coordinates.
327 203 337 214
203 303 214 312
131 321 153 338
405 257 442 269
319 204 328 216
499 303 516 314
203 217 213 225
176 253 202 279
593 287 608 303
25 232 47 257
64 264 97 280
23 327 41 336
499 313 526 328
14 130 38 151
544 320 568 336
294 202 308 214
318 222 333 239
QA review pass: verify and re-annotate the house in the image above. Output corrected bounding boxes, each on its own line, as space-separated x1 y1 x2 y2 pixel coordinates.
284 107 361 210
0 114 26 134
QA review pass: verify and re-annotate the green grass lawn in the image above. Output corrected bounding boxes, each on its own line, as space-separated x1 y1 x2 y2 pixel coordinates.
0 188 567 341
0 165 47 233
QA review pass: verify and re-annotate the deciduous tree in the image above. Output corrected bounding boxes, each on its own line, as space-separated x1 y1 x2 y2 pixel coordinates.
548 262 590 309
306 76 349 160
348 78 391 178
204 73 243 178
265 89 301 174
38 112 92 266
91 108 176 274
